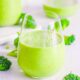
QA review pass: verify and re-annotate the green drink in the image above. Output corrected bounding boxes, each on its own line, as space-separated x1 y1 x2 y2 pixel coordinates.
0 0 22 26
18 30 65 78
43 0 78 18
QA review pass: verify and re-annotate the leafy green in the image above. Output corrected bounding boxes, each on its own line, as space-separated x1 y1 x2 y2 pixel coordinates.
61 18 70 30
16 13 37 29
25 15 37 29
15 13 26 25
14 32 20 48
8 33 19 57
14 36 19 48
0 56 12 71
8 49 17 57
54 18 75 45
54 18 70 31
63 73 80 80
64 35 75 45
54 21 60 31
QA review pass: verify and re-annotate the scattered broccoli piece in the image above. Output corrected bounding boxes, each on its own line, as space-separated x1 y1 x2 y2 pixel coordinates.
63 73 80 80
54 18 75 45
0 56 12 71
64 35 75 45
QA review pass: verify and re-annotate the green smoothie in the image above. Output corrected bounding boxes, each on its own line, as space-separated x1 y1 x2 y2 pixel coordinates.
43 0 78 18
0 0 22 26
18 30 65 78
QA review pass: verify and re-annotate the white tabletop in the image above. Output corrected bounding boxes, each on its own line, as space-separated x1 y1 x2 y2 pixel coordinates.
0 5 80 80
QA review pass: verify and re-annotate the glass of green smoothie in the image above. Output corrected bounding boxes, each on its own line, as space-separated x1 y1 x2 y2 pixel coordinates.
43 0 78 18
17 15 65 78
0 0 22 26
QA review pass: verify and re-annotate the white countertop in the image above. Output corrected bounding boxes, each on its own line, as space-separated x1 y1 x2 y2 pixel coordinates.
0 6 80 80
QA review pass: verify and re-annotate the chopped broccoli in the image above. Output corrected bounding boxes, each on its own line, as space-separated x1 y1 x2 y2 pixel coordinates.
0 56 12 71
54 18 75 45
64 35 75 45
63 73 80 80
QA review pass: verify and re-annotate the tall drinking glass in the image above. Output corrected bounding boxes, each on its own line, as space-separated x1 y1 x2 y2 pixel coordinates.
17 15 65 78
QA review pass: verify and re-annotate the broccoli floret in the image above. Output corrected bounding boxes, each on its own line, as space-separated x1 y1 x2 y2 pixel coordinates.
64 35 75 45
0 56 12 71
64 73 80 80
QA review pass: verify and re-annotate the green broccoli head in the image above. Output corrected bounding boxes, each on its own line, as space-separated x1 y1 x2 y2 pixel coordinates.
64 35 75 45
0 56 12 71
64 73 80 80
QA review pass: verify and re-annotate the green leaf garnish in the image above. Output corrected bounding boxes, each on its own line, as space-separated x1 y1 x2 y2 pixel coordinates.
8 33 19 57
54 18 75 45
61 18 70 30
8 49 17 57
63 73 80 80
64 35 75 45
14 32 20 48
16 13 37 29
54 21 60 31
15 13 26 25
25 15 37 29
14 37 19 48
54 18 70 31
